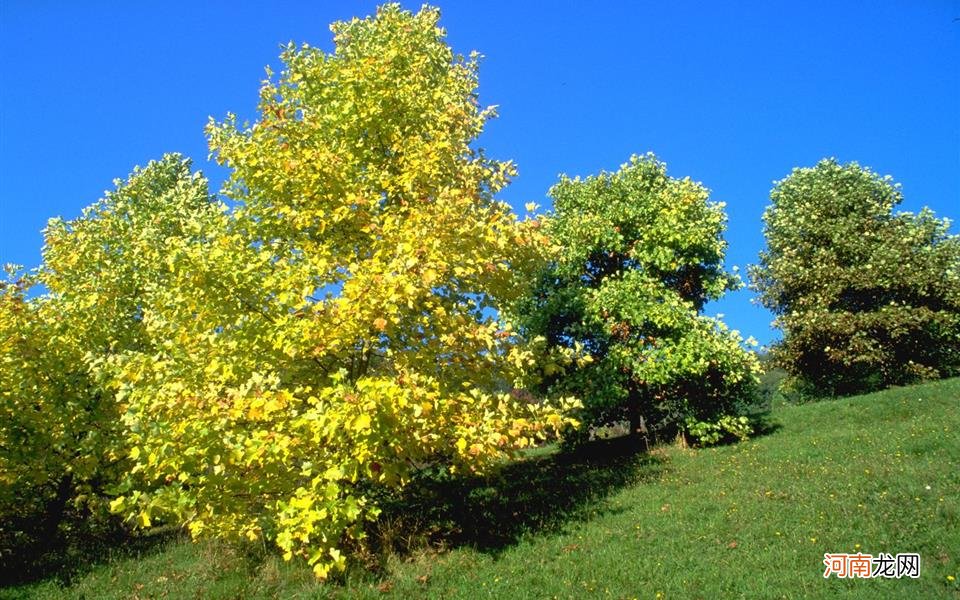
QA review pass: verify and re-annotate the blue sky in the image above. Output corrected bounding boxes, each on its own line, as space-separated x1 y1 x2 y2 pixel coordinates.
1 1 957 345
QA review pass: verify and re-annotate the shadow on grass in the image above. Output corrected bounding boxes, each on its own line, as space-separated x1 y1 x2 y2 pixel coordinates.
0 517 182 589
754 418 784 438
365 435 666 562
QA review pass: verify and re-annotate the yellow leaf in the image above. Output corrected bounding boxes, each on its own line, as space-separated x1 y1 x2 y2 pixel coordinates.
312 562 331 580
353 414 371 431
264 397 284 414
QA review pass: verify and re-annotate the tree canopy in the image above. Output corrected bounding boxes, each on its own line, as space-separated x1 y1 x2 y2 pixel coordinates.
514 154 761 445
750 158 960 396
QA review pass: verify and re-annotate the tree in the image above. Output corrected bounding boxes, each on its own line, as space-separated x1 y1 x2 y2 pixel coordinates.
103 4 577 579
0 154 218 566
514 154 761 445
750 159 960 397
0 268 99 560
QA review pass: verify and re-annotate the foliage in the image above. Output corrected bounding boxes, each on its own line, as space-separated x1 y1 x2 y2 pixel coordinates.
0 267 99 561
0 154 229 572
0 265 121 566
98 4 577 579
514 154 761 442
684 415 753 446
750 159 960 397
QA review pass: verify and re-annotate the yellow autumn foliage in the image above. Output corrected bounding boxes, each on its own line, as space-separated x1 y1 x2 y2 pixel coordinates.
91 4 582 578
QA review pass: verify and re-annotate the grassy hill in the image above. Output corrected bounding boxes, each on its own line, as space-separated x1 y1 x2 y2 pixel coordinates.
5 378 959 599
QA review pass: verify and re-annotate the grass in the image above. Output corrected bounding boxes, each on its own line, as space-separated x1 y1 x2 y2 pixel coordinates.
3 378 959 599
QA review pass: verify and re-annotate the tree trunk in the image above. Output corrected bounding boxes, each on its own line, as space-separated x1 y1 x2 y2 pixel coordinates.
40 474 73 548
628 407 650 452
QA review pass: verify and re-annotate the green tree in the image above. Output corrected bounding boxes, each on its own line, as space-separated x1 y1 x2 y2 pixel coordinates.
515 154 761 445
750 159 960 397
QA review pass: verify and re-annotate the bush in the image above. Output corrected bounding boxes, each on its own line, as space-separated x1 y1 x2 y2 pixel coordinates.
684 415 753 447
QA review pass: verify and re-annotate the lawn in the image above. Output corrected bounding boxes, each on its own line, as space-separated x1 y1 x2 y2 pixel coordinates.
4 378 959 599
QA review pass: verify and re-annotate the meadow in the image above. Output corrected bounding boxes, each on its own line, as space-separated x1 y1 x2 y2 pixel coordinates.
5 377 958 599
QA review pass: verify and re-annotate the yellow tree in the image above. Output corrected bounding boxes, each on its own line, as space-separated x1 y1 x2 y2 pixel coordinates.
0 155 218 559
0 269 104 554
106 4 579 578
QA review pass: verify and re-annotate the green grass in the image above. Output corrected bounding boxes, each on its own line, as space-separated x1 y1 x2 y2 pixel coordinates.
4 378 959 599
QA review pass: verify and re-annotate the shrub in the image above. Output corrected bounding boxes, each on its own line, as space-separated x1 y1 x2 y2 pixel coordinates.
684 415 753 447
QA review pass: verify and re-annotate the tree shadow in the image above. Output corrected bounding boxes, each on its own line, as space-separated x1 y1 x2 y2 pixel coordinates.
753 418 784 438
366 435 666 562
0 516 181 588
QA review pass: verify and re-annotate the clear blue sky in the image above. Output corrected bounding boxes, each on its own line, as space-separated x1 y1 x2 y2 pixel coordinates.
1 1 958 345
